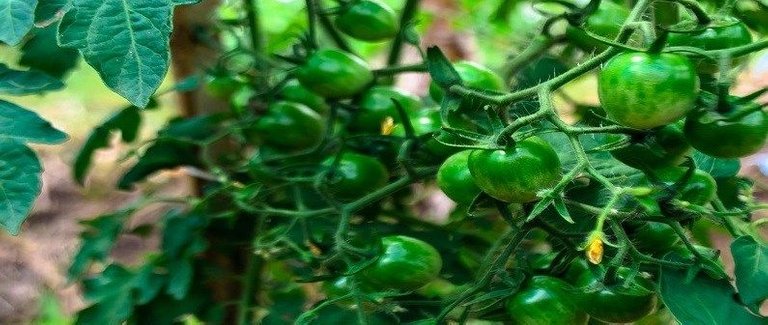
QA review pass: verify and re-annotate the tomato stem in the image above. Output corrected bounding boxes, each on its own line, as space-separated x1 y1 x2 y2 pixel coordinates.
386 0 422 66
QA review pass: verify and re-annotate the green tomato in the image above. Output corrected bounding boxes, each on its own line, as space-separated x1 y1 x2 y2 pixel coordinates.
607 123 691 170
335 0 399 42
362 235 443 291
252 101 325 151
573 267 658 323
322 152 389 200
468 137 562 203
598 52 699 129
352 86 421 133
429 61 505 103
391 109 463 159
639 167 717 209
428 61 505 128
297 49 373 98
505 276 588 325
667 16 753 74
684 97 768 158
437 150 481 205
628 221 681 256
279 79 329 115
205 75 244 100
565 1 629 52
323 276 376 308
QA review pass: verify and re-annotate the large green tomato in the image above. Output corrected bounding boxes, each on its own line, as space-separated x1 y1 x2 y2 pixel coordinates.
505 276 588 325
607 123 691 170
437 150 481 205
297 49 373 98
573 267 658 323
322 152 389 200
684 97 768 158
667 16 753 74
598 52 699 129
352 86 421 133
565 1 629 52
469 137 561 203
252 101 325 151
279 79 329 115
362 236 443 291
335 0 399 42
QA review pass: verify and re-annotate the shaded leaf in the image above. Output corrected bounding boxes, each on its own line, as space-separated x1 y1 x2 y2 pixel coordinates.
19 25 79 78
118 140 198 190
426 47 461 89
76 265 136 325
34 0 70 26
68 211 130 279
0 64 64 95
0 140 43 235
118 115 218 189
731 236 768 306
693 151 740 178
73 106 141 185
0 0 37 45
0 100 67 144
660 254 765 325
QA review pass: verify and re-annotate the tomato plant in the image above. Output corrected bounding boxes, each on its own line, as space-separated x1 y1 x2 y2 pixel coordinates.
2 0 767 324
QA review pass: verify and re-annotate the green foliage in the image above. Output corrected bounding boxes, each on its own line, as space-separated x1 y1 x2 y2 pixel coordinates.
0 0 37 45
660 254 765 324
74 106 143 185
19 26 80 78
4 0 768 324
0 64 63 95
731 236 768 308
57 0 199 107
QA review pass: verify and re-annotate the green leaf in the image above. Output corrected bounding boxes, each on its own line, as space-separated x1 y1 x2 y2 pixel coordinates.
426 47 462 89
0 0 37 45
162 212 207 299
118 115 218 189
34 0 70 26
76 265 136 325
0 100 68 144
0 140 43 235
73 106 141 185
19 26 80 78
660 255 765 325
693 151 740 178
68 211 130 279
34 291 72 325
731 236 768 306
118 140 198 189
133 262 165 305
0 64 64 95
57 0 187 107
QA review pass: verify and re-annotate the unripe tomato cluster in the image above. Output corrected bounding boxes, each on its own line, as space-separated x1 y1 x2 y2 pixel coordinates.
198 0 768 323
